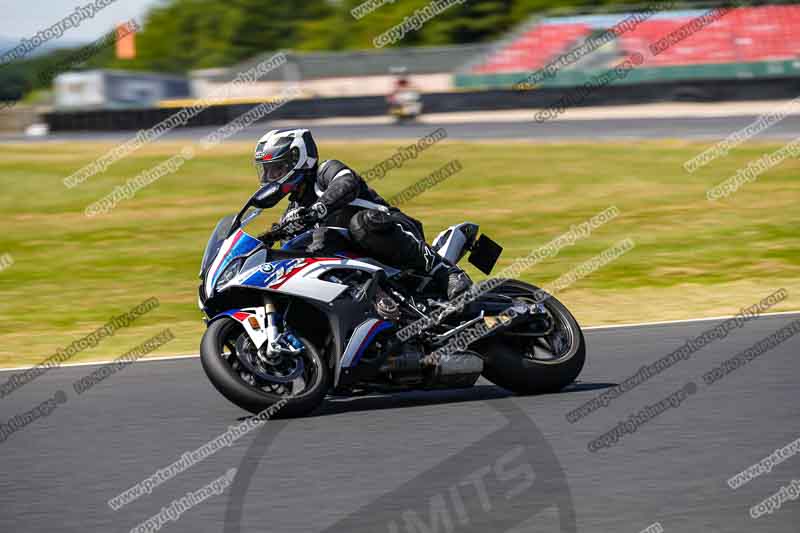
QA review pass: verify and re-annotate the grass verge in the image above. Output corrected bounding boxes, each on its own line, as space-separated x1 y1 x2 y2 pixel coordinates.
0 139 797 367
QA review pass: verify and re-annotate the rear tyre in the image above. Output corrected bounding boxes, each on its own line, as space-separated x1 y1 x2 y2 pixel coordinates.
200 318 329 417
479 281 586 395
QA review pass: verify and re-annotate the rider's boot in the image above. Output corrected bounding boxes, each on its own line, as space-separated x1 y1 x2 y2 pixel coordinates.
425 247 472 300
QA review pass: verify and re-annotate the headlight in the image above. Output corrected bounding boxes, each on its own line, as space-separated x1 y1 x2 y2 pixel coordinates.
215 258 244 291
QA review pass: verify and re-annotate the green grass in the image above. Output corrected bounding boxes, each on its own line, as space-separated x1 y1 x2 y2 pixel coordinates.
0 139 798 367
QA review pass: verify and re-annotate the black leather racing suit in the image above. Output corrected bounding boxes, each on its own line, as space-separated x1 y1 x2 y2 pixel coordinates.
281 159 443 274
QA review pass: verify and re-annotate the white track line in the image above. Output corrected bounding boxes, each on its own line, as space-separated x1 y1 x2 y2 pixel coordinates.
582 310 800 331
0 354 201 373
0 311 798 374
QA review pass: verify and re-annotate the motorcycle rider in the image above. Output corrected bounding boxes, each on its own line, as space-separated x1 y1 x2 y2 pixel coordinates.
253 128 471 299
387 73 422 121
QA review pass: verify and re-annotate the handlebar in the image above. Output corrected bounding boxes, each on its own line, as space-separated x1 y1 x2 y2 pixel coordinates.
258 225 288 245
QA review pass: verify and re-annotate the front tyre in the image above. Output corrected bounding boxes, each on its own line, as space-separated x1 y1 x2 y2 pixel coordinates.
200 318 329 417
479 281 586 395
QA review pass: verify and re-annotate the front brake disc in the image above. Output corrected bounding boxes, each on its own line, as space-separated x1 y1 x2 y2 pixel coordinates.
235 335 304 384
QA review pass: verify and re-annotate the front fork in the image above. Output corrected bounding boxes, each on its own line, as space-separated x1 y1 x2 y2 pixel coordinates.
263 298 303 358
217 298 303 359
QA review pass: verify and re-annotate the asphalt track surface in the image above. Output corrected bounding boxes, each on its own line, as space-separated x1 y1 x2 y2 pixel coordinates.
4 114 800 142
1 312 798 532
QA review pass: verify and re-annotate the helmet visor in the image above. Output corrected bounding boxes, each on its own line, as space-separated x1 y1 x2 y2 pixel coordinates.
256 157 293 184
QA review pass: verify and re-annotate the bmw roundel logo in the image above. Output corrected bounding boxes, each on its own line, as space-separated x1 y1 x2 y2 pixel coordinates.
260 264 274 273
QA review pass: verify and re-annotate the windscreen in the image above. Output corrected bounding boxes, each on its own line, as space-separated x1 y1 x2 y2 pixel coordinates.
200 214 236 276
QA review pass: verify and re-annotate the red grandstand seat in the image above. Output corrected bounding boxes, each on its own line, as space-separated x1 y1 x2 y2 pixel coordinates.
471 22 592 74
731 6 800 62
473 6 800 76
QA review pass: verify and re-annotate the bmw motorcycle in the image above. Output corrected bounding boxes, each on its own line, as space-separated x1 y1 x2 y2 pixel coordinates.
199 183 586 417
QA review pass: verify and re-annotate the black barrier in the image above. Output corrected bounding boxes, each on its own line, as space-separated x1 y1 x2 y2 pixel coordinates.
44 76 800 132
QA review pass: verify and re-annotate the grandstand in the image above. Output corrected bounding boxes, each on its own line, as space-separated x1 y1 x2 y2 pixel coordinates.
459 4 800 88
472 22 592 74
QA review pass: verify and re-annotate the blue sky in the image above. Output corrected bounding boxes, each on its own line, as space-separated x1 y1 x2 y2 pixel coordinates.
0 0 160 41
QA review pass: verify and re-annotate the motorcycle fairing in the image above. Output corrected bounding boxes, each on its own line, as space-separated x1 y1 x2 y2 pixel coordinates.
340 319 394 369
431 222 479 264
210 307 268 348
203 229 262 298
334 318 394 386
226 256 386 304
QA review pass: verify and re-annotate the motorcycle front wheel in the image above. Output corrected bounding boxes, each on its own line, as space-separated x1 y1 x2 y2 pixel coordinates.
200 317 329 417
477 280 586 395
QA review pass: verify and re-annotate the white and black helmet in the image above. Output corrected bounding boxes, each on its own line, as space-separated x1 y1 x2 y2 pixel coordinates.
253 128 319 190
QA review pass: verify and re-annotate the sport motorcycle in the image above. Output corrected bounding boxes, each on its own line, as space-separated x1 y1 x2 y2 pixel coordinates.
198 183 586 417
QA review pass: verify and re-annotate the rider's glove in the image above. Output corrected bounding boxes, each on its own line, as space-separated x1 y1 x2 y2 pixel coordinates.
286 202 327 227
280 202 327 235
282 206 303 221
281 207 308 235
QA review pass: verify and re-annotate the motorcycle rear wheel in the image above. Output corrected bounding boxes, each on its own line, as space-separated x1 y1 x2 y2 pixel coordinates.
200 317 329 417
478 281 586 395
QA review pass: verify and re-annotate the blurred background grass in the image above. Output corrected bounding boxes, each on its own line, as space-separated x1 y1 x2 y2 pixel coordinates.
0 139 798 367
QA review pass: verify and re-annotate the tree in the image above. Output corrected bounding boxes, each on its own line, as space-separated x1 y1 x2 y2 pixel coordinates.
226 0 333 61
